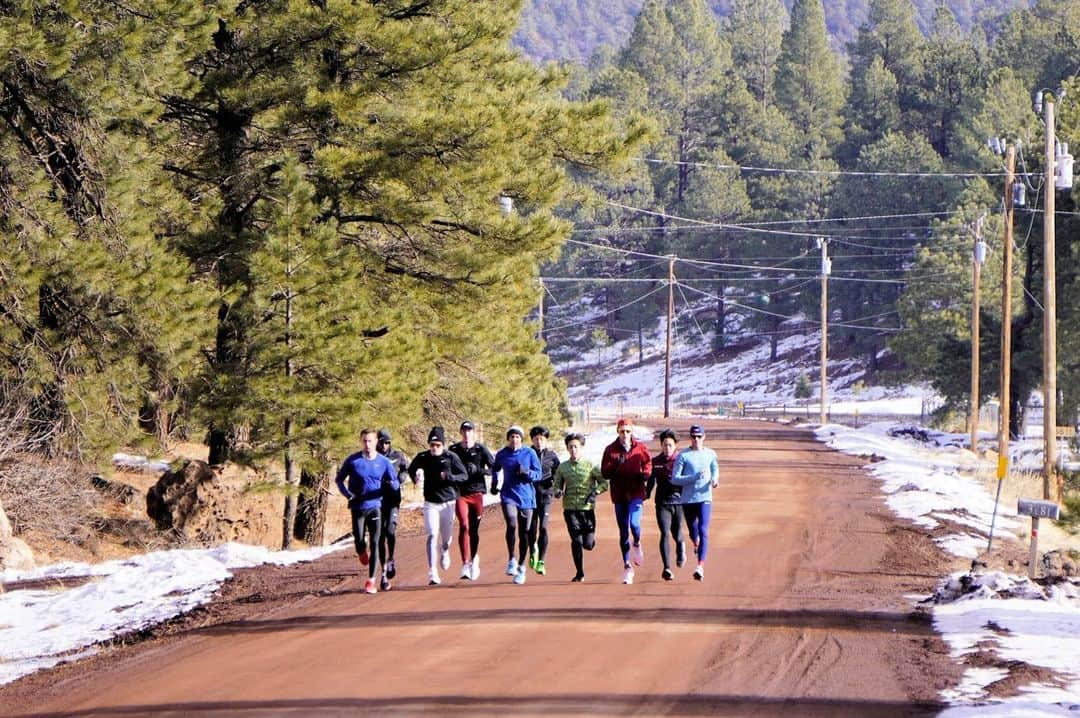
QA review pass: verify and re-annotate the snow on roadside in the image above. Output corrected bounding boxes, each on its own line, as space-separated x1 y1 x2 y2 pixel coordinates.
816 422 1080 714
0 541 346 686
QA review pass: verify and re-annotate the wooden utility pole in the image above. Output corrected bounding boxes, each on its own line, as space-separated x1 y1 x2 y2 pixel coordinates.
970 216 985 455
819 239 830 425
988 144 1016 555
1042 93 1058 499
664 255 675 418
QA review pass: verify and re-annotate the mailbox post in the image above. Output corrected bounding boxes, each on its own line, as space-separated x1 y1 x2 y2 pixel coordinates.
1017 498 1061 578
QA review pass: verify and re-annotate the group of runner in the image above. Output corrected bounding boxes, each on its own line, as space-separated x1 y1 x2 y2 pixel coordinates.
333 418 718 593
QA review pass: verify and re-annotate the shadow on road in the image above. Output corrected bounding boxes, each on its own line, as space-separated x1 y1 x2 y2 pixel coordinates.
10 692 944 717
183 605 938 637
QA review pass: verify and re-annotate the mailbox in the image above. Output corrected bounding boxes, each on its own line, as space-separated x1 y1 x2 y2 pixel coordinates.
1017 498 1060 520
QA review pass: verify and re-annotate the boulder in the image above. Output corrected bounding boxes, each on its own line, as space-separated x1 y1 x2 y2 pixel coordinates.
0 498 34 571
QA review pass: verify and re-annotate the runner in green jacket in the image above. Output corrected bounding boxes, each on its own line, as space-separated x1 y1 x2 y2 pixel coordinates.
553 432 608 582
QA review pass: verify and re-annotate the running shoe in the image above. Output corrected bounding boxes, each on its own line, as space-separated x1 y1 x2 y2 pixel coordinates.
662 568 674 581
470 555 480 581
693 564 704 581
528 551 537 571
676 541 686 567
571 573 585 582
632 543 644 566
513 565 527 585
535 559 546 576
363 577 377 594
460 562 472 580
506 557 518 576
358 549 370 566
380 574 391 592
622 566 635 585
428 569 441 586
440 548 451 571
386 558 397 579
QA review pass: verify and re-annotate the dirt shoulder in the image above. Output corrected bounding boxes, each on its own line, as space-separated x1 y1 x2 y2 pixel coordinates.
3 420 962 717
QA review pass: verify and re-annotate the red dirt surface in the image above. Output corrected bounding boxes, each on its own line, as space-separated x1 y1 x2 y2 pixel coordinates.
2 420 962 717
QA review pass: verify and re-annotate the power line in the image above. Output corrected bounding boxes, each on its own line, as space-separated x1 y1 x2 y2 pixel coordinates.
633 156 1012 179
541 283 668 333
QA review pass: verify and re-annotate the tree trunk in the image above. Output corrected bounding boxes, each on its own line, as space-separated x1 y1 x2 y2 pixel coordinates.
282 419 297 550
637 317 644 365
715 281 726 349
770 315 780 361
296 467 329 546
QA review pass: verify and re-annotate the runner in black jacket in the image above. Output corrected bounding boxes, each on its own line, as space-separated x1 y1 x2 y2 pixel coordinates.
528 425 561 576
647 428 685 581
407 426 468 586
376 428 410 590
449 420 496 580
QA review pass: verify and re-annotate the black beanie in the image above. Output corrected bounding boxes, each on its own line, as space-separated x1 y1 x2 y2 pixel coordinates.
377 429 392 443
427 426 446 444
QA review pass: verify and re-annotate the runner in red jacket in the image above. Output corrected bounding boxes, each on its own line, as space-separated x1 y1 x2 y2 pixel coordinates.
600 418 652 584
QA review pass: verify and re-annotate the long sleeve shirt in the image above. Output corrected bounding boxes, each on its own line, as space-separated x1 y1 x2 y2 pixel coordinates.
407 450 468 504
492 446 541 509
449 442 496 496
600 438 652 503
648 450 682 506
553 458 607 511
335 452 397 511
378 447 410 508
532 447 561 496
671 447 719 505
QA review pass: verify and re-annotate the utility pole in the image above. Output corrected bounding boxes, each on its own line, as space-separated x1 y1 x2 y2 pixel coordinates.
988 143 1015 556
1041 91 1058 499
819 238 830 425
970 215 986 455
664 255 675 418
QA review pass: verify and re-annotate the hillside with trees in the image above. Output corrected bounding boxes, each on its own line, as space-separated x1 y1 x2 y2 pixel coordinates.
539 0 1080 462
515 0 1029 63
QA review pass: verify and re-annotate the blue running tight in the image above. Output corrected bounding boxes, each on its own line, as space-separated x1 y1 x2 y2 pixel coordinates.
682 502 712 562
613 499 644 565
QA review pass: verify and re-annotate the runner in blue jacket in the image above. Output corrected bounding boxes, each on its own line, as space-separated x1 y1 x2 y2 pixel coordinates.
491 425 541 585
671 424 719 581
336 428 398 594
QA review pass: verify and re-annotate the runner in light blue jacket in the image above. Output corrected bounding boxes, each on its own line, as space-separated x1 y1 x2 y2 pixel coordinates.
671 424 718 581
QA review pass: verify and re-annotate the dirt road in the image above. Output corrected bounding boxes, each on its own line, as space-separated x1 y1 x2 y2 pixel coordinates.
5 420 960 717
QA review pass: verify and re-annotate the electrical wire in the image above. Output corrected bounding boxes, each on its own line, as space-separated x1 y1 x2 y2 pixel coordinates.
633 156 1011 179
541 283 668 333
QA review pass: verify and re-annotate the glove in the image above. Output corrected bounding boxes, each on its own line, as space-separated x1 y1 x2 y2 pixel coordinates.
584 489 597 505
490 483 500 495
466 462 477 475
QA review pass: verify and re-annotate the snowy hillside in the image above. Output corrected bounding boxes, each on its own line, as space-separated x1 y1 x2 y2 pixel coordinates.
545 293 934 416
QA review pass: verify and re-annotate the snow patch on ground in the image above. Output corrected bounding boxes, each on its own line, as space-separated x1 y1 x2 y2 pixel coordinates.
0 541 346 686
816 423 1080 714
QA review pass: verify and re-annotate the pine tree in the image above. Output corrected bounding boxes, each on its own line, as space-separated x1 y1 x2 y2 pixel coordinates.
773 0 847 165
726 0 788 108
772 0 846 222
159 0 640 544
910 5 986 158
0 0 216 456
